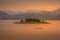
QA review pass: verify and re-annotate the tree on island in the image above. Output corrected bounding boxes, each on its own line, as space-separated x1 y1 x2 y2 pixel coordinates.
21 20 24 22
25 18 41 22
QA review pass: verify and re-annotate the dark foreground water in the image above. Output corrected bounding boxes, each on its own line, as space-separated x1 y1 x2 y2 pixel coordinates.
0 20 60 40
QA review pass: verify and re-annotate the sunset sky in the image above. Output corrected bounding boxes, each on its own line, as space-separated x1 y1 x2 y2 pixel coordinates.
0 0 60 11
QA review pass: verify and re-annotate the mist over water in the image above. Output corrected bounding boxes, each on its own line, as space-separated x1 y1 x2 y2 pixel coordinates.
0 20 60 40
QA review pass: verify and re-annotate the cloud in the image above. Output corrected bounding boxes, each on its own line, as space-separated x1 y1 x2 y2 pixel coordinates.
0 0 60 11
0 0 60 5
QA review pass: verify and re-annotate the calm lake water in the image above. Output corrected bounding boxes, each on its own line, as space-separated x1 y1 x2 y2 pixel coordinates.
0 20 60 40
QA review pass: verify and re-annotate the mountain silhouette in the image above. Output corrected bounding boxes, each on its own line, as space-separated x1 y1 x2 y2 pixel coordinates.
0 8 60 20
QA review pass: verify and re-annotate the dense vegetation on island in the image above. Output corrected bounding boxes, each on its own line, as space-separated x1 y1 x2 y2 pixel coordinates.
14 18 49 24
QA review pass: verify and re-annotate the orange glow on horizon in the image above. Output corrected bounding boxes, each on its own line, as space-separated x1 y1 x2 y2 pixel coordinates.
1 3 60 11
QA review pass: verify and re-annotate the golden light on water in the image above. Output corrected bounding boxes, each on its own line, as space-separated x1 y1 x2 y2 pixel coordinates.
0 20 60 40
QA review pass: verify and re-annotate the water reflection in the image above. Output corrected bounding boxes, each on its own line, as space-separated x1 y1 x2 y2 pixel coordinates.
0 20 60 40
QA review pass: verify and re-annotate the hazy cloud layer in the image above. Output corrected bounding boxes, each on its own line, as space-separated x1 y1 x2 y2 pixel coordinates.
0 0 60 11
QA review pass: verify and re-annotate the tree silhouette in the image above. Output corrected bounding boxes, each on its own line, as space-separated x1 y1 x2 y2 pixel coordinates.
25 18 40 22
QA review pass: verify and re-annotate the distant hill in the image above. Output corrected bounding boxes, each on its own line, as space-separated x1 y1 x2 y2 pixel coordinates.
0 8 60 20
0 11 9 20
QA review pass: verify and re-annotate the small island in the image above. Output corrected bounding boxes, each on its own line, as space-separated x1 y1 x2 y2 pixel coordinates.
14 18 49 24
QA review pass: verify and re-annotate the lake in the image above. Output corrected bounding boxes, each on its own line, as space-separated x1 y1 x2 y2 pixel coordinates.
0 20 60 40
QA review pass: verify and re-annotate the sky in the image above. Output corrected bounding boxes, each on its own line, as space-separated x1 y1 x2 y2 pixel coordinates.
0 0 60 11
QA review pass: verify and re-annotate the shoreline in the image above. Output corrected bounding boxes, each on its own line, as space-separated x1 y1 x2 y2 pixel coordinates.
14 21 49 24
